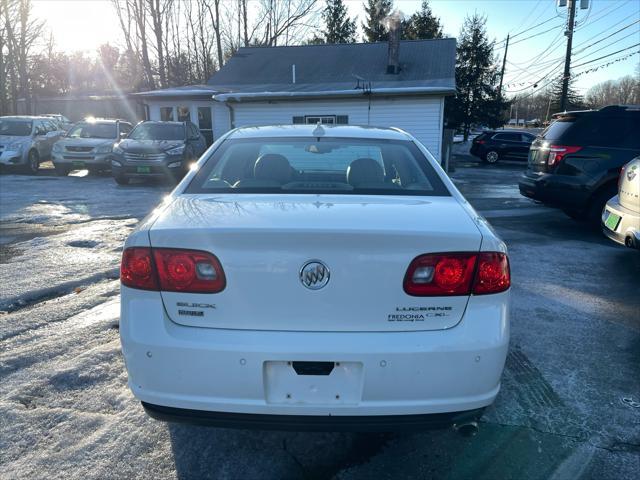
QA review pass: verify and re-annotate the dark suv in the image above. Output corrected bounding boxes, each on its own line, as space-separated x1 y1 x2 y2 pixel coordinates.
519 105 640 224
470 130 536 163
111 121 207 185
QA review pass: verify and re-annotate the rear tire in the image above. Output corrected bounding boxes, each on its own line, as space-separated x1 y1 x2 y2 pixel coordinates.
587 185 618 227
483 150 499 164
54 164 70 176
562 208 586 221
24 150 40 175
114 174 129 185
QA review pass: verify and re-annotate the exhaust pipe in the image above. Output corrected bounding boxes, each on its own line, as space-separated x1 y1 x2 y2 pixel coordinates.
453 421 479 437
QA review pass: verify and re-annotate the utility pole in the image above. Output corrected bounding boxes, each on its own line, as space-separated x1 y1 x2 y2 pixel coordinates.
560 0 577 112
498 34 510 98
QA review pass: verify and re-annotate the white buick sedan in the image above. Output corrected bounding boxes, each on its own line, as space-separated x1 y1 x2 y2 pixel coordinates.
120 125 510 431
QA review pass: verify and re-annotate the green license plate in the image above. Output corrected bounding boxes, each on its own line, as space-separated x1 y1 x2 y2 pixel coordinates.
136 166 151 173
605 212 621 231
72 161 85 168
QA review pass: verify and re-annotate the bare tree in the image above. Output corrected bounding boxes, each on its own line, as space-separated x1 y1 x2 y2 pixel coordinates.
1 0 43 113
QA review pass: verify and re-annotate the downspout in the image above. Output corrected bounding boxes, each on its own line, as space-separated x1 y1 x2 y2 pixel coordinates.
222 100 235 129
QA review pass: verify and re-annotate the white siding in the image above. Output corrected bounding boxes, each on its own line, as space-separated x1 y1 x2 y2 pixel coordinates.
149 95 444 160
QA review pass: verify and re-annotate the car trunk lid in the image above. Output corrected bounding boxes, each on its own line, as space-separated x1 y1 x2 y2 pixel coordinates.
148 194 483 332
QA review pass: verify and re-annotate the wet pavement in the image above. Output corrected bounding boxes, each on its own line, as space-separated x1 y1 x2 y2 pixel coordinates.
0 160 638 479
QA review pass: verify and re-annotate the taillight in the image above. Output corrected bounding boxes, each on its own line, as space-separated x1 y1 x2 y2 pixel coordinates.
619 165 625 188
475 139 486 144
547 145 582 167
121 247 158 291
120 247 225 293
404 252 510 296
472 252 510 295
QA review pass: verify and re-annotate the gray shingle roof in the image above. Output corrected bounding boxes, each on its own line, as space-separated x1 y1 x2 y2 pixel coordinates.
208 39 456 100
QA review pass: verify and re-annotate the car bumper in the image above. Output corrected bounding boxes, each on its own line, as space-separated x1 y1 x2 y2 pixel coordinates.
142 402 486 432
52 152 113 168
518 172 589 207
120 287 509 425
0 150 26 165
111 156 186 178
602 196 640 249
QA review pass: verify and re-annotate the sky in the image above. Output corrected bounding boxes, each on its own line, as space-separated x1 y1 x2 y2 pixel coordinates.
32 0 640 95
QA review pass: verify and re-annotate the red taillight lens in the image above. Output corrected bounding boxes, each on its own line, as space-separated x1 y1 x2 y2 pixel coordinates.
153 248 226 293
404 253 477 296
547 145 582 167
472 252 510 295
120 247 225 293
404 252 510 296
476 139 486 144
121 247 158 291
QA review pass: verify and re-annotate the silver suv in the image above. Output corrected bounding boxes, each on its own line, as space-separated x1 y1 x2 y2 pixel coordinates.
0 116 65 174
52 119 133 176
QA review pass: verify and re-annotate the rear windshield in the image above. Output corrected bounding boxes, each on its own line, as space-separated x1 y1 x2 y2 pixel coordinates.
0 119 32 136
540 118 575 141
129 123 185 141
186 137 450 196
67 122 117 139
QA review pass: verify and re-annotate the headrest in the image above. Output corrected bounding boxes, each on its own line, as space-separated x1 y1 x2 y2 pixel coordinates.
254 154 291 183
346 158 384 186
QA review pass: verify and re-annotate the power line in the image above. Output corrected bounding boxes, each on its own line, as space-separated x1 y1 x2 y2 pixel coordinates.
573 30 640 62
495 15 563 47
509 23 565 46
572 12 640 49
575 0 632 30
572 42 640 68
573 19 640 54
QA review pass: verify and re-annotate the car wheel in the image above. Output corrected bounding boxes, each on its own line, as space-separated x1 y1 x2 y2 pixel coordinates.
25 150 40 175
587 185 618 227
114 174 130 185
54 164 70 176
483 150 499 164
562 208 586 221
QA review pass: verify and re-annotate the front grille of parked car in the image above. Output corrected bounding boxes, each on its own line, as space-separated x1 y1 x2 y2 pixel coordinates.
65 146 94 152
124 152 166 162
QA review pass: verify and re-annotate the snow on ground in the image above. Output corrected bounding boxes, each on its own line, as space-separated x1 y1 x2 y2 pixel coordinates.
1 167 639 479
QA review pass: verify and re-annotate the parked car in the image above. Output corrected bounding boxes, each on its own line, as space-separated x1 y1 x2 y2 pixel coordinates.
519 105 640 224
41 114 73 131
119 124 511 431
470 130 536 163
0 116 65 174
52 118 133 176
111 120 207 185
602 157 640 249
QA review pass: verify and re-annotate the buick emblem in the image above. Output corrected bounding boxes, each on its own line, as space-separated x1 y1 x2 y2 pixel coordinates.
299 260 330 290
627 165 637 181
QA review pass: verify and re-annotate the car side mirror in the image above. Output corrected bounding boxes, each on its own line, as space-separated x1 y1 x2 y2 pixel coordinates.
120 131 128 139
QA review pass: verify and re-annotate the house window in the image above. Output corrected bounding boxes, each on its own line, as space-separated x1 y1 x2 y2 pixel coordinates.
177 106 191 122
292 115 349 125
160 107 174 121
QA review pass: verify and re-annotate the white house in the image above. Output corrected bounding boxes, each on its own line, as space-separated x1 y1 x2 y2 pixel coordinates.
134 37 456 161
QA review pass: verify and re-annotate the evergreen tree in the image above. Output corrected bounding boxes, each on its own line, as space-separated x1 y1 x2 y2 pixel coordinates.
549 74 584 113
322 0 357 43
403 1 443 40
362 0 393 42
445 14 506 137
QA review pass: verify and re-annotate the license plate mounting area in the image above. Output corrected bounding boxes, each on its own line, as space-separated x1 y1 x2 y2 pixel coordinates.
263 361 363 405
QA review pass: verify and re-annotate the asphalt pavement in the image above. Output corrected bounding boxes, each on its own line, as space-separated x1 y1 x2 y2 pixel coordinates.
0 159 638 479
